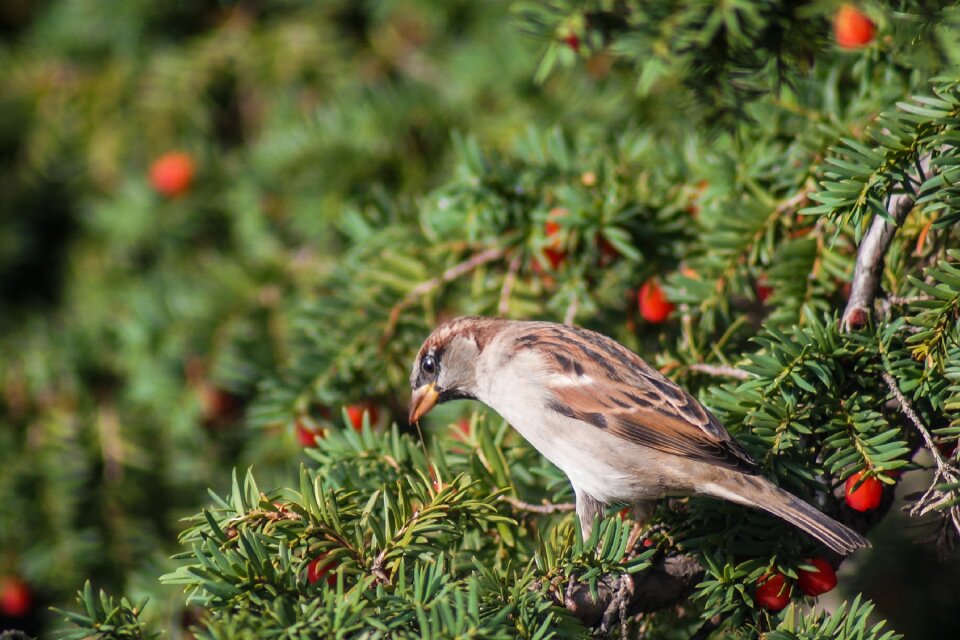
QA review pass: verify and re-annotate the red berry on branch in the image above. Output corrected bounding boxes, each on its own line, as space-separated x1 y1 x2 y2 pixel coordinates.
199 385 243 426
295 420 322 447
346 404 379 431
597 234 619 262
0 577 32 617
564 34 580 53
834 5 875 49
543 208 568 270
149 151 195 198
935 438 957 459
756 275 774 303
845 470 883 512
797 558 838 597
307 555 337 586
638 278 675 324
754 572 792 612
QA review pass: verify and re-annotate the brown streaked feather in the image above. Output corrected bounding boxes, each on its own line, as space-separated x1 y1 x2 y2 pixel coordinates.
516 323 758 474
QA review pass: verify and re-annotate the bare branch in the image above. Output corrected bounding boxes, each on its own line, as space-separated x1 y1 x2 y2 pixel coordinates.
686 363 751 380
886 294 936 306
882 371 960 539
561 553 704 627
563 295 579 326
382 246 507 341
97 402 124 483
499 496 575 514
691 613 729 640
842 156 930 330
775 182 815 215
498 252 522 316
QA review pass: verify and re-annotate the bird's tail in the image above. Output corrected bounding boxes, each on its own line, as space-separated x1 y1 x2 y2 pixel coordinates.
706 474 870 555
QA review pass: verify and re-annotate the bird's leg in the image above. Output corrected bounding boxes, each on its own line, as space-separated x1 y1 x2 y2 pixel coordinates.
625 500 657 550
575 491 605 541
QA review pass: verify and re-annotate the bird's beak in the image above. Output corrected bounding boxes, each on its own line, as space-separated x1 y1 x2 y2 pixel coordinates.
408 382 439 424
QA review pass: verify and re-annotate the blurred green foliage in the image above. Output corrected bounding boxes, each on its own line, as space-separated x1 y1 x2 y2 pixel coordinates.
0 0 959 638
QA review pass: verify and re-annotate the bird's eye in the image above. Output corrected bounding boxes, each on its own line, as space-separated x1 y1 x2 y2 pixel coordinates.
421 355 437 375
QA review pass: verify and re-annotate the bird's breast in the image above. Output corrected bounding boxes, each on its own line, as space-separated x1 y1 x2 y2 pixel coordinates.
476 356 666 503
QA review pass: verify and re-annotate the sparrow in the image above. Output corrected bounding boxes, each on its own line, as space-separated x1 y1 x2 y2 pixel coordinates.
408 316 869 554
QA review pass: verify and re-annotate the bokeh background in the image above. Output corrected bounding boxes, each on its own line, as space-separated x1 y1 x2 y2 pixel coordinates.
1 1 959 638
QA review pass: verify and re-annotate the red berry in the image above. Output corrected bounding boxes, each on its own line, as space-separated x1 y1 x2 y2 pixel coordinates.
149 151 195 198
754 572 792 612
638 278 675 323
834 5 875 49
0 577 32 617
199 385 242 425
841 281 853 299
530 258 557 288
597 234 619 261
935 439 957 459
845 470 883 512
756 275 774 303
295 421 322 447
797 558 838 597
564 33 580 53
307 555 336 586
543 209 568 270
345 404 379 431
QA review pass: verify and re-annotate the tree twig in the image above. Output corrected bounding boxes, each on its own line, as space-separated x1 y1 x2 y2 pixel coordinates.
886 294 936 306
600 574 633 637
563 295 579 326
560 553 704 627
691 612 729 640
775 182 815 215
882 371 960 538
842 156 930 330
498 252 522 316
382 246 507 342
686 363 751 380
499 496 575 514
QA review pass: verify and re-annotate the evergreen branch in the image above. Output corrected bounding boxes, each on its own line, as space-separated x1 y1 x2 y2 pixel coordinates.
842 156 929 330
54 581 157 640
500 495 575 514
382 245 507 341
882 370 960 539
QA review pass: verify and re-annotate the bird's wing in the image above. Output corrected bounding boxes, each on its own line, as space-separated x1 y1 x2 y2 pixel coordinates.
517 323 758 474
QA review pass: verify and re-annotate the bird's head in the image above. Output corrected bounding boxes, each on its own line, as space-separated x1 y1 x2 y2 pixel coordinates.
408 317 501 423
